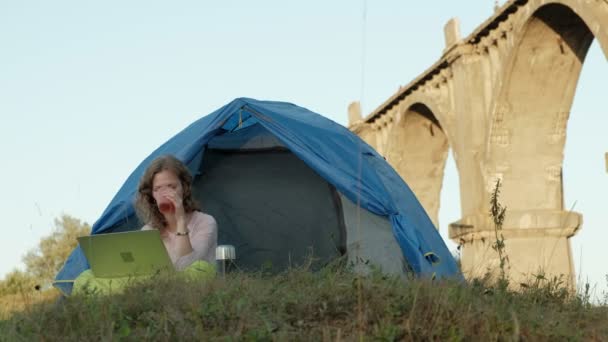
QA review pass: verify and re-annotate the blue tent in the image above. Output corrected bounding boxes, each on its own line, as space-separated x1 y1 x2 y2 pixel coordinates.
54 98 461 294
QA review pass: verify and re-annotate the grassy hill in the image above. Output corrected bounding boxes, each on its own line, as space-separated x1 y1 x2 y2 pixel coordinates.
1 265 607 341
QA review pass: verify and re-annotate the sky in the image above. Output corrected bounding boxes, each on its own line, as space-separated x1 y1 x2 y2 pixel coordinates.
1 1 606 298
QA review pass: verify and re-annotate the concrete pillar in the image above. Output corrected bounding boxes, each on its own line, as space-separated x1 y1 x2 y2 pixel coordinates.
444 18 461 51
348 101 362 126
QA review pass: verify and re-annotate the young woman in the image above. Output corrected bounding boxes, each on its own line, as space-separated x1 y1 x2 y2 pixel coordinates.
136 155 217 270
72 155 217 295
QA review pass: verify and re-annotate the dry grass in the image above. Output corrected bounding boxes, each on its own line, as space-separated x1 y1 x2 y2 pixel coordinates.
1 265 607 341
0 289 59 321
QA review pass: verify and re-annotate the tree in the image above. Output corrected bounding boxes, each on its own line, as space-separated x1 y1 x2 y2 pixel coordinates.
21 215 90 285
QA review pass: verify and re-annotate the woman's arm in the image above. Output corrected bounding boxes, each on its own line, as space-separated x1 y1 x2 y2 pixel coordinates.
174 213 218 270
173 212 194 258
163 189 194 258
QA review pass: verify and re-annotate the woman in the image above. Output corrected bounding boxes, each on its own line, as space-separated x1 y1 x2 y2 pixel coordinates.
73 155 217 295
136 154 218 270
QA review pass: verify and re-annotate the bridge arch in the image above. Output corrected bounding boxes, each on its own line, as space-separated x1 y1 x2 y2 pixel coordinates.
517 0 608 59
385 98 451 228
487 2 600 213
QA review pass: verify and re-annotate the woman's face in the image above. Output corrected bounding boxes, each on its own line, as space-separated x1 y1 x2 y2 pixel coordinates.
152 170 184 205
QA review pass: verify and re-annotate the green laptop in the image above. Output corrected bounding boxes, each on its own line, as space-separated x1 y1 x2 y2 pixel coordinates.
78 230 174 278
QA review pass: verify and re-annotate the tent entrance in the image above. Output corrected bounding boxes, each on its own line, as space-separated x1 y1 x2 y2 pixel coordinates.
193 148 346 273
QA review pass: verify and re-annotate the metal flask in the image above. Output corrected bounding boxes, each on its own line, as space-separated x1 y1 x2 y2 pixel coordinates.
215 244 236 276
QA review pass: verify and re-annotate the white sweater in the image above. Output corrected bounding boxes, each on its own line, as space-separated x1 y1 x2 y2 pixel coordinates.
142 211 218 270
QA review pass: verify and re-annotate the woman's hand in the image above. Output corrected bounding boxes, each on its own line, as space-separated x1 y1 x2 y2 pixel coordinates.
161 188 192 257
162 189 186 224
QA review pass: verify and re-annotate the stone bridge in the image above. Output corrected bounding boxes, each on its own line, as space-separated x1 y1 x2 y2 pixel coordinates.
348 0 608 285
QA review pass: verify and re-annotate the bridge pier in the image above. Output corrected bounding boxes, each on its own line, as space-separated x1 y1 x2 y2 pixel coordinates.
449 210 581 286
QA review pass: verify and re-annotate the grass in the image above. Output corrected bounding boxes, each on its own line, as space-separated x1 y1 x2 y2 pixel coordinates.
0 289 60 321
1 264 607 341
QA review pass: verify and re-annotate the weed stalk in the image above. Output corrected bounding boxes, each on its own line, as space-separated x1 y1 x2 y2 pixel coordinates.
490 179 509 285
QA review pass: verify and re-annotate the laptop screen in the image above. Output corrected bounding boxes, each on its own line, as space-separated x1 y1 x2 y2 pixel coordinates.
78 230 174 278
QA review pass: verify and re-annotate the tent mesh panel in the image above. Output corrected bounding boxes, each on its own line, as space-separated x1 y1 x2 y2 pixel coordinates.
194 149 345 273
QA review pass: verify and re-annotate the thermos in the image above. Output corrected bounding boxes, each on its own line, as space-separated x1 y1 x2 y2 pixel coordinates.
215 245 236 276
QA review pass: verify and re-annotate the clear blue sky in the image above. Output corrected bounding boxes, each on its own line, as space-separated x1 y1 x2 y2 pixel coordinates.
1 1 606 297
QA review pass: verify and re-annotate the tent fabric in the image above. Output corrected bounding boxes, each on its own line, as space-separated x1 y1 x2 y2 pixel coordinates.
338 192 408 276
54 98 461 295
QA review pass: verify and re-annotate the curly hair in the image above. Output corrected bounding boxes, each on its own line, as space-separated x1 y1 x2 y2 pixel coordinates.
136 155 200 229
